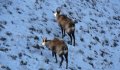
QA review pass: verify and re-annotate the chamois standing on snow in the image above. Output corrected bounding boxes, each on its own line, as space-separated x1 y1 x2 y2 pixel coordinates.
54 9 75 46
41 37 68 69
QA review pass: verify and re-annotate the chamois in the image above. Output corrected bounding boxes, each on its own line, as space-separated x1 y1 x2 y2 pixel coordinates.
41 37 68 69
54 9 75 46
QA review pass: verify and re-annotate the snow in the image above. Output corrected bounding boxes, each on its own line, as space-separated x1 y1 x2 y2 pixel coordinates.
0 0 120 70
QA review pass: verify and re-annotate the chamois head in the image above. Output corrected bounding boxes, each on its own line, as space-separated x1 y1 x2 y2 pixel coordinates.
41 37 47 46
54 9 61 17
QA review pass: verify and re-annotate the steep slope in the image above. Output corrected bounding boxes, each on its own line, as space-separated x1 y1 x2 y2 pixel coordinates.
0 0 120 70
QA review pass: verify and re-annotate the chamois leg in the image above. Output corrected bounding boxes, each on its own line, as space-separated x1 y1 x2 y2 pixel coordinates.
72 31 75 46
59 55 64 68
60 25 64 38
52 52 57 63
68 33 72 45
63 29 65 37
54 53 58 63
61 28 64 38
64 52 68 69
52 51 54 57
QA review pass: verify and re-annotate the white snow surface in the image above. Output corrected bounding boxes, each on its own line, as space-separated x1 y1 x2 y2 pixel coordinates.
0 0 120 70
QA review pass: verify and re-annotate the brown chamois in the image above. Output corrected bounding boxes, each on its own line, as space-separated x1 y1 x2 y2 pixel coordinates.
41 37 68 69
54 9 75 46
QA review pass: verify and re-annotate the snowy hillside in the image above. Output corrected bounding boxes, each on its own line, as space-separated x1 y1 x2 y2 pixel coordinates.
0 0 120 70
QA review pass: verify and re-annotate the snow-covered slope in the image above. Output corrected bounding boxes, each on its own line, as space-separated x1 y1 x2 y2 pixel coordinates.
0 0 120 70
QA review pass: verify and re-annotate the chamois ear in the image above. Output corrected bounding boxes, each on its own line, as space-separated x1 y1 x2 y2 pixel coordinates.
56 7 61 14
56 10 61 14
41 36 46 42
44 37 47 40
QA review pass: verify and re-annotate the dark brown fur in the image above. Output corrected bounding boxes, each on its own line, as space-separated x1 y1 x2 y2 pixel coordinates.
42 38 68 69
54 10 75 46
